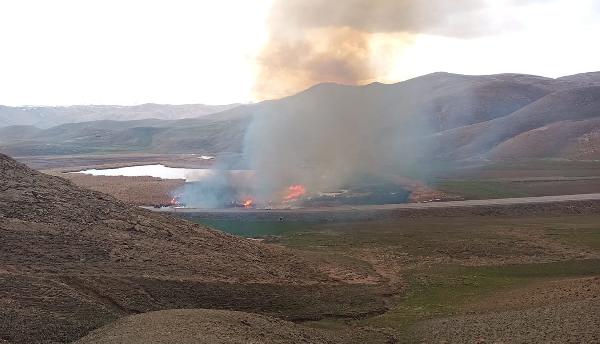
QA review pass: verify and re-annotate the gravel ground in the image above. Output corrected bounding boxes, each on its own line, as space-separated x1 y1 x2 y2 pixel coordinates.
413 298 600 343
75 309 344 344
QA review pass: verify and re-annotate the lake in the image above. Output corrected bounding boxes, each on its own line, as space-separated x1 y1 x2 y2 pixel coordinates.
74 164 250 182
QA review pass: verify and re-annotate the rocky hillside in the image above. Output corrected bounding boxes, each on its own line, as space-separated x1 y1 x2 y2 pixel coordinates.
0 153 386 343
75 309 343 344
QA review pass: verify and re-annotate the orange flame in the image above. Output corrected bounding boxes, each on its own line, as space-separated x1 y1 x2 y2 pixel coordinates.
284 184 306 201
242 198 254 208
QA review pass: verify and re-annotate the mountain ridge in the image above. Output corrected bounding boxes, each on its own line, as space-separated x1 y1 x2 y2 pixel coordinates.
1 71 600 160
0 103 240 128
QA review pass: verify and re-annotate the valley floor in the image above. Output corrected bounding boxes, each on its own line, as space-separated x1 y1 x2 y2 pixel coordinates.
188 214 600 343
6 155 600 343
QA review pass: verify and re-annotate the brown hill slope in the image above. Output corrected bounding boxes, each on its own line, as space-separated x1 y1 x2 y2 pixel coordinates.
489 117 600 160
432 86 600 159
558 71 600 86
0 153 386 343
74 309 343 344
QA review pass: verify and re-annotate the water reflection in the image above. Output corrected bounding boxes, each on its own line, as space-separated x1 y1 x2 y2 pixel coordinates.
74 164 245 181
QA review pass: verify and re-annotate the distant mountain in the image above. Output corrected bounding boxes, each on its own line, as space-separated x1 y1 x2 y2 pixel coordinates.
0 103 240 128
2 71 600 160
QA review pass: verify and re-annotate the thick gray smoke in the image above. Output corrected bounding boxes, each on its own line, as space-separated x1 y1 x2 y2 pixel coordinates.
184 0 544 207
179 167 254 208
245 0 544 203
243 84 431 204
180 83 432 207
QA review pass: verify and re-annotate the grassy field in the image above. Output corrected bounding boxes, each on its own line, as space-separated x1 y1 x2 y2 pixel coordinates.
434 178 600 199
434 159 600 179
195 214 600 342
430 160 600 199
196 219 308 237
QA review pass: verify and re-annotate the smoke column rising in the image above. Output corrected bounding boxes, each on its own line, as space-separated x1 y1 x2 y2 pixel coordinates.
243 82 431 204
254 0 506 100
185 0 546 207
242 0 513 203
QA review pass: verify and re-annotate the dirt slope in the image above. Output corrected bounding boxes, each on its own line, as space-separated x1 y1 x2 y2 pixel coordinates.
558 71 600 86
0 153 386 343
0 153 323 282
432 86 600 159
414 297 600 343
489 117 600 159
74 309 343 344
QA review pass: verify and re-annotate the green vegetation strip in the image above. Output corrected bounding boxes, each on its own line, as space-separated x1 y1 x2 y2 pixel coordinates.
435 180 528 199
545 227 600 250
363 259 600 330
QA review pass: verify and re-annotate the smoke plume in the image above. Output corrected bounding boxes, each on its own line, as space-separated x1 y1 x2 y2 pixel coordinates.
186 1 543 208
242 0 510 203
243 82 432 204
255 0 504 100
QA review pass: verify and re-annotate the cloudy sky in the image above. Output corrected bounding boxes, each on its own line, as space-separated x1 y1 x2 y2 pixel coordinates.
0 0 599 105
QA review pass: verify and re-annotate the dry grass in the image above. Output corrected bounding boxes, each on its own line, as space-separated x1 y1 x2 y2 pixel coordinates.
53 172 185 206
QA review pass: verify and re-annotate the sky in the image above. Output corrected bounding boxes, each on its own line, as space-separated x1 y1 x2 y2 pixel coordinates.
0 0 599 106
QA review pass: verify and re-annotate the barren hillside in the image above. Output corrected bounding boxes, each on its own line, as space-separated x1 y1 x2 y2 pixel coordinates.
432 85 600 159
0 153 386 343
489 117 600 160
75 309 344 344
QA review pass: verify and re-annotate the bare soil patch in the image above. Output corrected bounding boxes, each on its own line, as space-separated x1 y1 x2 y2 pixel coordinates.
52 172 184 206
413 298 600 343
75 309 344 344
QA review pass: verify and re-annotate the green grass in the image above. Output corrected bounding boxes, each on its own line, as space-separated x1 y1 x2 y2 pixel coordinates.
435 180 528 199
280 217 600 338
545 227 600 250
430 160 600 199
437 159 600 178
479 160 600 174
362 259 600 331
188 219 310 237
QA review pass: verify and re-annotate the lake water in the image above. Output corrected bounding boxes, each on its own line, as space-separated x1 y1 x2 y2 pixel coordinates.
74 164 249 182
